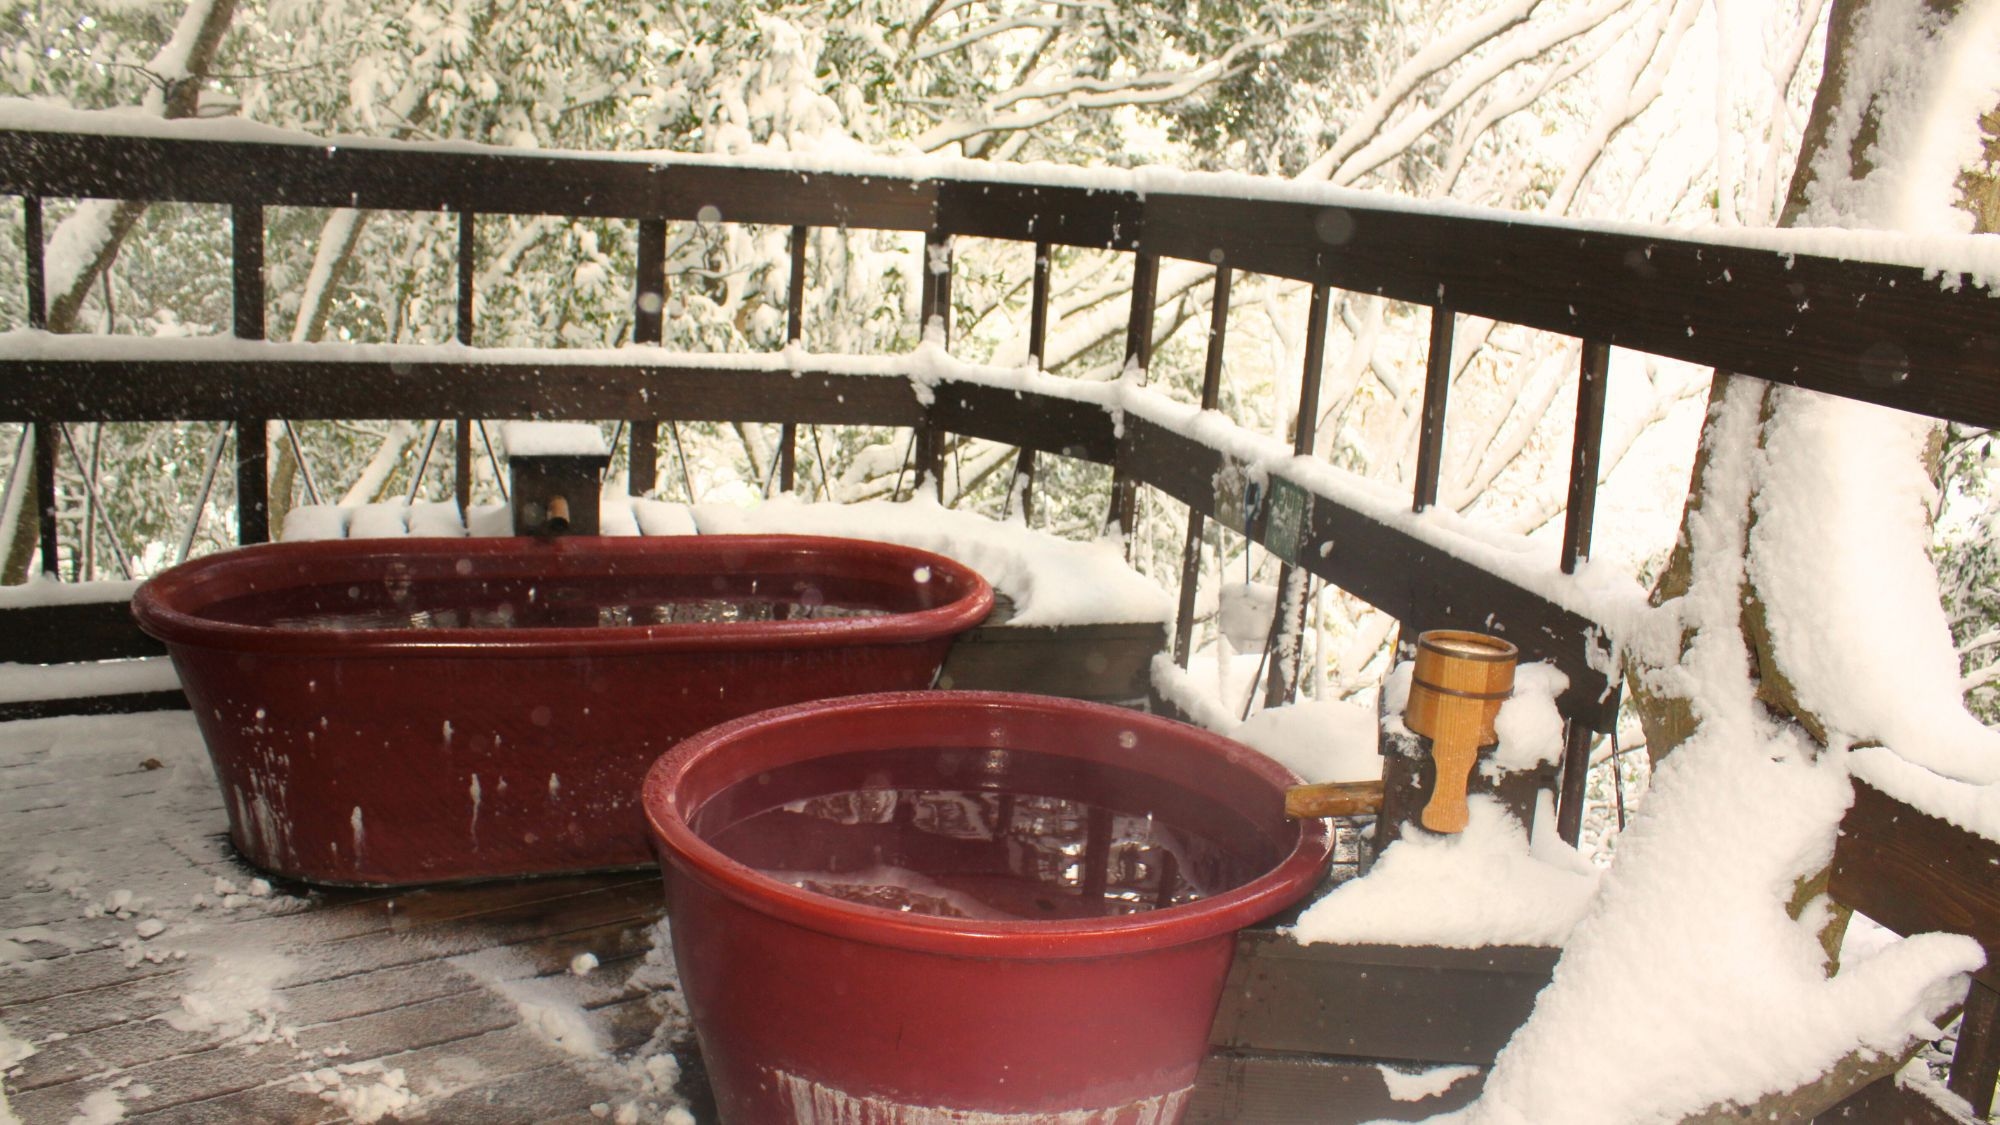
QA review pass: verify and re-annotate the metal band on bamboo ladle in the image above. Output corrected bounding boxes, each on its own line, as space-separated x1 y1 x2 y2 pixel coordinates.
1404 629 1517 834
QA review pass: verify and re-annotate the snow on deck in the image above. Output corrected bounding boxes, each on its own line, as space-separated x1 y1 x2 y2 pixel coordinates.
278 493 1174 629
0 713 691 1124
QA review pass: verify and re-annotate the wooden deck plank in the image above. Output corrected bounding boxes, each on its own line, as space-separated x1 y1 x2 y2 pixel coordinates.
1187 1051 1485 1124
0 714 691 1124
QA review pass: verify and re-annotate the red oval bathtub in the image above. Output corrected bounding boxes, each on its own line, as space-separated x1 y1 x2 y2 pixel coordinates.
132 535 993 886
643 690 1333 1123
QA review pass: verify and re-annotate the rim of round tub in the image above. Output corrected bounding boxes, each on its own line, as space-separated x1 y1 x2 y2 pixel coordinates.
130 534 994 658
643 689 1335 961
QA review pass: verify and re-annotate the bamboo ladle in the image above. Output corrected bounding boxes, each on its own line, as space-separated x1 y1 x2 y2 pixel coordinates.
1283 630 1516 834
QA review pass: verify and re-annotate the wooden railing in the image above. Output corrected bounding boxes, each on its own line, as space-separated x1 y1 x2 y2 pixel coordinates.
2 123 1998 1118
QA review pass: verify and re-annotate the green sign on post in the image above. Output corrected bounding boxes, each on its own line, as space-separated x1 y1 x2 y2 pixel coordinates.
1264 476 1313 566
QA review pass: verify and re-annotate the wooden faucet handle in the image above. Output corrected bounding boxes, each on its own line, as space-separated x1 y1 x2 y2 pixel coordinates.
1284 780 1385 819
1419 705 1485 834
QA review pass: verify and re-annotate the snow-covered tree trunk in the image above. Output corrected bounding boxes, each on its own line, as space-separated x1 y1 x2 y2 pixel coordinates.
1463 1 2000 1121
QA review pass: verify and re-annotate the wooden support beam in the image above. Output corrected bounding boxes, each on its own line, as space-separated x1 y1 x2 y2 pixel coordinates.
1831 780 2000 989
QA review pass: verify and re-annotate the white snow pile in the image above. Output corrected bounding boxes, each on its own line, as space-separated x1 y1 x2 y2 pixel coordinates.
1448 383 1983 1122
1441 11 2000 1119
292 1060 415 1124
1231 698 1382 784
163 946 297 1043
501 421 609 458
692 493 1173 626
1292 797 1600 949
1381 1064 1480 1103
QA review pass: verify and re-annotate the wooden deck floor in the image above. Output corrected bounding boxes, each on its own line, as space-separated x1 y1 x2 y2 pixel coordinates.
0 712 694 1124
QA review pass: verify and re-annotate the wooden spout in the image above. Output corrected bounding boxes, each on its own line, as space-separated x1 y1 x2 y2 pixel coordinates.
1284 780 1385 819
1404 630 1516 834
545 495 571 534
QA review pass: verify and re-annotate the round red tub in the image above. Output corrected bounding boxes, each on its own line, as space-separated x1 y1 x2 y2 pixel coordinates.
132 535 992 886
643 690 1333 1123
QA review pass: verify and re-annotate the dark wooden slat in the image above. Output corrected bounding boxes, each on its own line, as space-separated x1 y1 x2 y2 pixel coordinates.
0 599 164 663
934 179 1141 249
1107 251 1160 538
1949 979 1998 1117
229 202 263 341
1010 237 1055 524
0 358 928 427
1831 780 2000 988
1188 1051 1484 1124
628 217 668 498
234 417 267 544
1174 266 1234 667
23 194 46 329
454 208 477 510
453 418 472 513
912 232 952 499
1561 338 1610 574
1209 931 1558 1065
1412 305 1454 512
1813 1073 1972 1124
1554 718 1594 847
779 223 808 494
34 420 56 576
1265 281 1331 706
1144 192 2000 429
0 689 186 723
937 596 1162 704
1120 412 1617 728
925 382 1117 464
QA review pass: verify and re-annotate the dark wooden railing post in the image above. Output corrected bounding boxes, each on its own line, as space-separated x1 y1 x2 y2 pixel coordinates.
913 232 952 499
1174 265 1232 667
629 217 667 496
1007 238 1054 524
1561 339 1610 574
1263 280 1330 708
33 423 56 576
24 197 54 574
1107 251 1159 541
1412 305 1455 512
779 223 808 494
454 208 476 514
24 196 46 330
232 203 268 544
1949 979 1998 1117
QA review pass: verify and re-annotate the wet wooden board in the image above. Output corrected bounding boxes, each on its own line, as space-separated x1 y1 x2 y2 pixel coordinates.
0 713 684 1125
